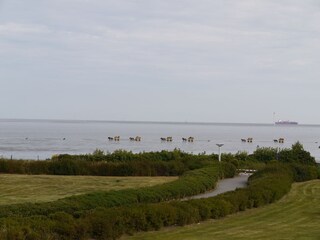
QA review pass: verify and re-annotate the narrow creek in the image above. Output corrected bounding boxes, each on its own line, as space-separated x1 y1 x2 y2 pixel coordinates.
185 173 250 200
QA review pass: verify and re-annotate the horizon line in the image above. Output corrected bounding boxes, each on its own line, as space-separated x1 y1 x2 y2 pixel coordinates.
1 118 319 127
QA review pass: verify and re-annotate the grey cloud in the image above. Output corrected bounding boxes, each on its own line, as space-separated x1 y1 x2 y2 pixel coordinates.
0 0 319 123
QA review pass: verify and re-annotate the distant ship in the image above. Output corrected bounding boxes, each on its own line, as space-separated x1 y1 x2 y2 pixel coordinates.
275 120 298 125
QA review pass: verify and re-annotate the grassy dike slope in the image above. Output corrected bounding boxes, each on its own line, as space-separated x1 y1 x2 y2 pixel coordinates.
126 180 320 240
0 174 177 205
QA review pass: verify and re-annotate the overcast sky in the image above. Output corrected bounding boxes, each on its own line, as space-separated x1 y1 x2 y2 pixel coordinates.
0 0 319 124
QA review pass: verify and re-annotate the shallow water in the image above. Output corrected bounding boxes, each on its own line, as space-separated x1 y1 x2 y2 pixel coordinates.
0 119 319 161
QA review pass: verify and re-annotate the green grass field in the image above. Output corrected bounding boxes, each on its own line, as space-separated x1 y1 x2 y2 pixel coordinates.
125 180 320 240
0 174 177 205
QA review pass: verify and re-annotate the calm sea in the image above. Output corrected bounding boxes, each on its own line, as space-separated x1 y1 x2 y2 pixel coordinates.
0 119 320 162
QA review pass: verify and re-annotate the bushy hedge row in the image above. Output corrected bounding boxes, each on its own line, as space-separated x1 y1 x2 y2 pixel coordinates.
0 150 216 176
290 163 319 182
1 143 315 177
0 163 236 219
53 149 213 163
0 158 188 176
221 142 317 171
76 163 297 239
1 163 317 240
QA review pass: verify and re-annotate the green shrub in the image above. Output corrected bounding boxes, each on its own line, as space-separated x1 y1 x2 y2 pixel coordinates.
0 163 235 219
1 162 319 240
279 142 316 165
290 164 319 182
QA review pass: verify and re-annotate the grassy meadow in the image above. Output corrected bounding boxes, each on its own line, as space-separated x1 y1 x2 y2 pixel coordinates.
0 174 177 205
125 180 320 240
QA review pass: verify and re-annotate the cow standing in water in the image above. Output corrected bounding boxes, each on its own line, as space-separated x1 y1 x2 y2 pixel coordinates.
135 136 141 141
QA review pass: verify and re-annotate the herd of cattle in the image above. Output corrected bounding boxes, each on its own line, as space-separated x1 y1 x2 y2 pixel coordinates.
107 136 286 143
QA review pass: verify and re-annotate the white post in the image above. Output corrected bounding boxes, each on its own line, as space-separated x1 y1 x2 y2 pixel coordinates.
216 144 224 162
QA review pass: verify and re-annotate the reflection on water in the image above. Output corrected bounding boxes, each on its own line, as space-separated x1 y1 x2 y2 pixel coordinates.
0 119 319 161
